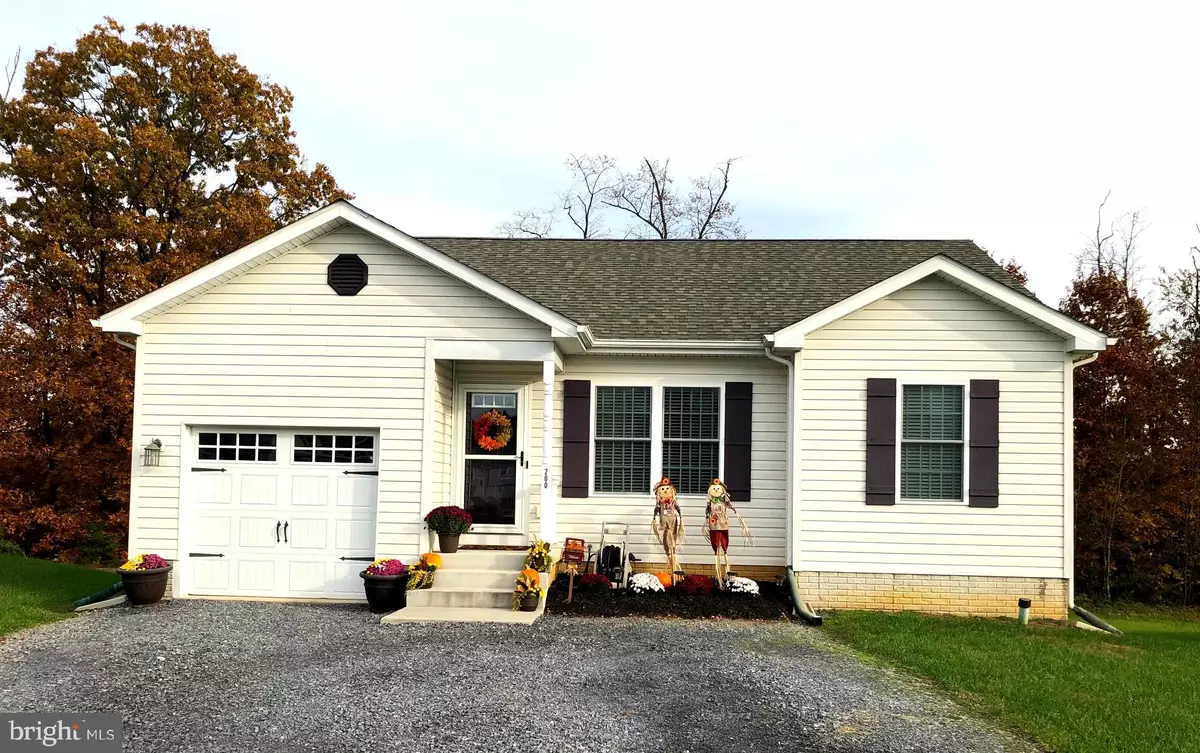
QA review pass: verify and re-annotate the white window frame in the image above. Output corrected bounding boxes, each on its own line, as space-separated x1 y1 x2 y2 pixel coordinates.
895 380 970 504
588 380 725 498
195 430 280 465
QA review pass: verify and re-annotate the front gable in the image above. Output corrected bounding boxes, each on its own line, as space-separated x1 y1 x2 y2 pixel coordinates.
94 200 581 343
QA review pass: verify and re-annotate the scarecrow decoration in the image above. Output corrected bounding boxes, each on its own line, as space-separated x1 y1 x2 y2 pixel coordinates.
650 477 686 578
702 478 754 586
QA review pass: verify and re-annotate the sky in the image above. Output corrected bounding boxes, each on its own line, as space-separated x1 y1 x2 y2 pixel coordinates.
3 1 1198 304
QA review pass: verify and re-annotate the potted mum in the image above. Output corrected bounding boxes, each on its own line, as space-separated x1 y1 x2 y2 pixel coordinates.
424 505 472 553
118 553 172 606
512 568 543 612
360 558 409 612
406 552 442 590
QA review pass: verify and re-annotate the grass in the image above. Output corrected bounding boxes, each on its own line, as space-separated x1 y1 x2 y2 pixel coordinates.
0 554 120 637
822 605 1200 753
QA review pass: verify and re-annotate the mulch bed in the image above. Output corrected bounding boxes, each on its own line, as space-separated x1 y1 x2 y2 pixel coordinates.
545 575 795 621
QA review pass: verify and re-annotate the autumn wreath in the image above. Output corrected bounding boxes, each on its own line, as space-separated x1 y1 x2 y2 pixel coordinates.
473 409 513 452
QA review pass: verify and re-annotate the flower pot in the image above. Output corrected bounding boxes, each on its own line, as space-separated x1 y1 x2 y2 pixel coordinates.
119 565 172 606
437 533 461 553
519 593 540 612
361 572 409 612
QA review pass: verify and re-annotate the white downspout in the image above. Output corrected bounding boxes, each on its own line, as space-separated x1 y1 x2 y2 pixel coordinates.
763 337 795 568
1067 351 1100 609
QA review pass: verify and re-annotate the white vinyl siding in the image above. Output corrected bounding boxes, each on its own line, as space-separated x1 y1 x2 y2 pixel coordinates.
798 275 1067 578
127 225 550 567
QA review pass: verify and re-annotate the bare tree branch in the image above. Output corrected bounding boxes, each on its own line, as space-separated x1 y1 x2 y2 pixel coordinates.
1 48 19 102
559 153 616 239
496 207 555 239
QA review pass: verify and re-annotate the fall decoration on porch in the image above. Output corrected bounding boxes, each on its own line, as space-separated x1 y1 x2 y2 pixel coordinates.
654 572 674 589
512 569 543 611
117 553 172 606
425 505 473 553
361 558 409 612
406 552 441 590
650 477 686 580
701 478 755 587
523 537 553 573
472 409 513 452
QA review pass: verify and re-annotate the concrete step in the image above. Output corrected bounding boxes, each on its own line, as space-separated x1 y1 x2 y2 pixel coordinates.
407 586 514 610
439 550 526 571
431 568 520 590
381 606 541 624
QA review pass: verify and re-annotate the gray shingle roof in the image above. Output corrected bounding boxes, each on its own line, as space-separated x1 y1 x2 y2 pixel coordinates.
418 237 1031 341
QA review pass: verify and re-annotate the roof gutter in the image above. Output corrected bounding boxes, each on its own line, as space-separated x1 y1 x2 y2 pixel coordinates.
582 338 764 356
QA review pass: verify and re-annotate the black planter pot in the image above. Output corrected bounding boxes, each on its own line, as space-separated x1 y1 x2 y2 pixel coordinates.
437 533 461 553
518 593 540 612
361 572 410 612
119 565 172 606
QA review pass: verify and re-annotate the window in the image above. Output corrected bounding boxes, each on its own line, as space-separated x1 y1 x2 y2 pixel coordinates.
662 387 720 495
900 385 965 501
197 432 276 462
293 434 374 464
594 387 651 494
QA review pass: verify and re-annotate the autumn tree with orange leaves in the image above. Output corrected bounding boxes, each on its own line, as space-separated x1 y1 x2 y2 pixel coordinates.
0 19 348 559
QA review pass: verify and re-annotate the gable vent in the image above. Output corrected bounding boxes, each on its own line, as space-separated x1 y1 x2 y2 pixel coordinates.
327 254 368 296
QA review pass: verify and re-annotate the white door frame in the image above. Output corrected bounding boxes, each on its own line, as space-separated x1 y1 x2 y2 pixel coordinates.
452 382 532 536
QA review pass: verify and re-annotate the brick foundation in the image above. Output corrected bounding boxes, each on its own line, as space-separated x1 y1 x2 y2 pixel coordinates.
795 571 1068 620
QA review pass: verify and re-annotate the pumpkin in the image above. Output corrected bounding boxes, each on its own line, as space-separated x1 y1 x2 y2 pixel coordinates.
655 572 674 588
520 568 540 581
420 552 443 569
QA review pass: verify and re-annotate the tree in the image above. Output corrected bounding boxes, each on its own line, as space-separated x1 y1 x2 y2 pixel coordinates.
1077 191 1148 293
499 154 745 239
1156 231 1200 603
0 19 348 559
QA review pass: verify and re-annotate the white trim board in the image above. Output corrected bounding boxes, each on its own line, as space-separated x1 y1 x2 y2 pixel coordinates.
771 255 1110 354
92 200 581 340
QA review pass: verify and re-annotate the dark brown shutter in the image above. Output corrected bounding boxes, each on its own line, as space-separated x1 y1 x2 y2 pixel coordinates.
724 382 753 500
968 379 1000 508
865 378 897 505
561 380 591 498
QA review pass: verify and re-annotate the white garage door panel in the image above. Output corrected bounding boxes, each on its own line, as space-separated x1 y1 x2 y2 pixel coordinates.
187 428 379 600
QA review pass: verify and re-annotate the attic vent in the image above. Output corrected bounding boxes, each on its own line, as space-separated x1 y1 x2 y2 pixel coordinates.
327 254 368 296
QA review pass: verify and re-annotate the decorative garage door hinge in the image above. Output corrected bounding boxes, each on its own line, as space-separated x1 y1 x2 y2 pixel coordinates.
191 467 227 472
339 556 375 561
342 470 378 476
189 552 225 558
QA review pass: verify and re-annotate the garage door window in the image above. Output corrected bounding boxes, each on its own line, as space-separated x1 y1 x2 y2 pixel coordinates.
293 434 374 464
197 432 277 462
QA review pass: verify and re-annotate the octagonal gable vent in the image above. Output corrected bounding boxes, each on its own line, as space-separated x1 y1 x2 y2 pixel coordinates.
327 254 368 296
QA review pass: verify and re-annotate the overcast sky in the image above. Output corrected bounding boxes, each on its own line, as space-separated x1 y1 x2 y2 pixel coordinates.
4 1 1198 304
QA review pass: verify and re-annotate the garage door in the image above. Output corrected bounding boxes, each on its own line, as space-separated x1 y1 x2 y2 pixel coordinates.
186 428 378 599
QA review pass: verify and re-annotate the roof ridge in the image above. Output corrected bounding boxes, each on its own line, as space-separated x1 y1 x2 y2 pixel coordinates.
417 236 979 243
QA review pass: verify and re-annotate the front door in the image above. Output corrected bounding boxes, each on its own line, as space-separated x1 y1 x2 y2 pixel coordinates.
462 390 523 531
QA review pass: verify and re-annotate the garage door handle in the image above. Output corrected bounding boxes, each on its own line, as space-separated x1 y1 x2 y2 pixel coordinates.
276 521 281 543
343 470 378 476
189 552 224 558
192 467 227 472
283 521 289 543
340 556 375 562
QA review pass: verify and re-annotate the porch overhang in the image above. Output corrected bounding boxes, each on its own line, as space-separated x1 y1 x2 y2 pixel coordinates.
430 340 563 372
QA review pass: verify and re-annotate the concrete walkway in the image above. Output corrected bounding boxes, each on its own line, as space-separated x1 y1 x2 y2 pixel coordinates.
0 600 1038 753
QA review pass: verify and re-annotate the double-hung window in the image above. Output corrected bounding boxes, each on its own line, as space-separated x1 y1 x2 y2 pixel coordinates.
592 385 721 496
594 386 652 494
661 387 720 495
899 384 965 501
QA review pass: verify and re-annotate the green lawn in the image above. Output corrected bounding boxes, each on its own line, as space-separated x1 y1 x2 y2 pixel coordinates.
823 605 1200 753
0 554 120 637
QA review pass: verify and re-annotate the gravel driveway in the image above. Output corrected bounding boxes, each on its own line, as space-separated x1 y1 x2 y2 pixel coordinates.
0 601 1036 753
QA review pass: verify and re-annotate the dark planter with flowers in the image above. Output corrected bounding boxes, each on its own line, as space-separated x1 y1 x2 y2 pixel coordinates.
117 553 172 606
424 505 473 554
361 559 409 612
